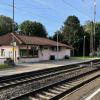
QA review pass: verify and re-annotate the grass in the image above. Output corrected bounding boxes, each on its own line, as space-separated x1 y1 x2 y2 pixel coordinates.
71 56 100 60
0 64 13 69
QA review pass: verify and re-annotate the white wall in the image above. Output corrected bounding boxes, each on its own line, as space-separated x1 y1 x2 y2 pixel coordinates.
39 47 70 61
19 58 39 63
0 58 6 64
39 48 50 61
0 46 19 63
0 46 71 63
19 47 70 63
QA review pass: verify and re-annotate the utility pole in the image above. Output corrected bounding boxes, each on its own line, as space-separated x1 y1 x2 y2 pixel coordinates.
57 32 59 60
90 21 94 55
90 0 96 67
93 0 96 54
99 40 100 51
90 0 96 56
12 0 14 32
12 0 15 61
83 36 86 61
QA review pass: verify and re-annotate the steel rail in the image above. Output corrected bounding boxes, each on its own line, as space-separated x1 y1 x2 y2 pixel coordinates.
0 59 100 100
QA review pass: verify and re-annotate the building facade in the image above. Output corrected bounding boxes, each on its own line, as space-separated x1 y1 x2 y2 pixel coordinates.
0 33 72 64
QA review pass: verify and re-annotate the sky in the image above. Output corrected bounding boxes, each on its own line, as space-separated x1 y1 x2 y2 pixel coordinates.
0 0 100 36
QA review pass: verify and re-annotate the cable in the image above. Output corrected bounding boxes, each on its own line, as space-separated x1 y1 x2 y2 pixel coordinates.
81 0 93 19
62 0 92 19
0 1 61 24
25 0 65 19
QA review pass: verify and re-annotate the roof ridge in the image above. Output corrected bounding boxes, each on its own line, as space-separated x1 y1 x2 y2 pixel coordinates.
0 33 73 49
16 33 48 39
10 33 23 44
15 33 70 46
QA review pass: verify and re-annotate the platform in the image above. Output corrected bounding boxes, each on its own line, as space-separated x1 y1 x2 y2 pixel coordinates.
0 58 98 77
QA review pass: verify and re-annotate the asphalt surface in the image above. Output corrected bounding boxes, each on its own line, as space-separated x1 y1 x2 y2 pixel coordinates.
91 92 100 100
85 88 100 100
61 77 100 100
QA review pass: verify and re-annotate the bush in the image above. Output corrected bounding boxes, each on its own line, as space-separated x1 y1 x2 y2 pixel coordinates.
4 58 15 66
49 55 55 60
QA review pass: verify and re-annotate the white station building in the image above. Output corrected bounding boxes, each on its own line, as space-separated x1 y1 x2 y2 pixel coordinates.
0 33 72 63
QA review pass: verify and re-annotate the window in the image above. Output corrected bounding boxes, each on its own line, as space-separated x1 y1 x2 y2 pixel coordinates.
51 47 61 51
20 47 38 58
43 46 48 49
51 47 56 51
1 49 4 56
28 48 38 57
20 49 27 57
32 48 38 57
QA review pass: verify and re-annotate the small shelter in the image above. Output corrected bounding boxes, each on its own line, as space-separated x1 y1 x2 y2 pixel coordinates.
0 33 72 63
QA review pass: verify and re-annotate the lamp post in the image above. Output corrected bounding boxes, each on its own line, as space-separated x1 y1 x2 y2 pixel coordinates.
83 36 86 61
99 40 100 51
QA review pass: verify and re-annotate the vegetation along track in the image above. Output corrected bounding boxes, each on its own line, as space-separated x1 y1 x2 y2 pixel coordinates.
0 59 100 100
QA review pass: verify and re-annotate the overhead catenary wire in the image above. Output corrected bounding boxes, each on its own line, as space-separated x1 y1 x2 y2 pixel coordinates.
82 0 96 56
0 2 62 24
81 0 93 54
28 0 92 21
26 0 67 20
0 1 63 24
62 0 92 19
0 0 93 24
0 0 97 38
1 0 95 21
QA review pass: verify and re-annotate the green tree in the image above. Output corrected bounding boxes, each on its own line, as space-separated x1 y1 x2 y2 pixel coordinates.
60 15 85 56
83 21 93 34
52 15 91 56
0 15 18 36
62 15 83 45
84 21 100 50
20 20 48 37
52 30 64 42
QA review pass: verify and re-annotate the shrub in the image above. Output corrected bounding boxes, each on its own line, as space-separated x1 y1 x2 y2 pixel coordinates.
4 58 15 66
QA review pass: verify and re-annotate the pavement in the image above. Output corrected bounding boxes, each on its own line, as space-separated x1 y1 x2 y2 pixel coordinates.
61 76 100 100
90 89 100 100
85 88 100 100
0 58 98 77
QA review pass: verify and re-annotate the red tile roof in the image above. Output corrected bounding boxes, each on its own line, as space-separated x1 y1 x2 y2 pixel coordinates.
0 33 72 49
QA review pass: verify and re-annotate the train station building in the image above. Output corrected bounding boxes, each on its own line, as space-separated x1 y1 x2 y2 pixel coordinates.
0 33 72 63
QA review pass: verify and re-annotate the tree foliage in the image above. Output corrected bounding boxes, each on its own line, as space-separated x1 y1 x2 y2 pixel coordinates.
19 20 48 37
83 21 93 34
53 15 86 56
84 21 100 49
52 31 64 42
62 15 84 45
0 15 18 36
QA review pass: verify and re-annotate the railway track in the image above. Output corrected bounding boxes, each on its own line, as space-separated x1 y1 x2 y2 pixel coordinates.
16 70 100 100
0 63 92 89
0 60 100 100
